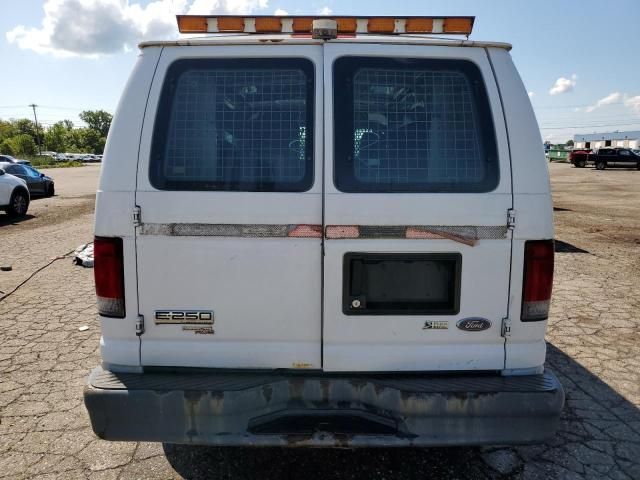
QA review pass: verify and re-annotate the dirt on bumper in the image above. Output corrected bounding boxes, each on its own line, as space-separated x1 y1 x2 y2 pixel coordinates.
84 367 564 447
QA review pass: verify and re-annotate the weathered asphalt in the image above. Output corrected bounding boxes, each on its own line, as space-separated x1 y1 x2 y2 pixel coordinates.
0 163 638 479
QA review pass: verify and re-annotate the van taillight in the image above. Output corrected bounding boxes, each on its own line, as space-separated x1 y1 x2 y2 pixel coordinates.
94 236 125 318
521 240 554 321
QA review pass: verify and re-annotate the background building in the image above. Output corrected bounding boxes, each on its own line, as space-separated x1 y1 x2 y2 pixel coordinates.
573 131 640 150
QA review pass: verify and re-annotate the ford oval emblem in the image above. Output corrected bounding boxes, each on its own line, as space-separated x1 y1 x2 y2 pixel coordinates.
457 318 492 332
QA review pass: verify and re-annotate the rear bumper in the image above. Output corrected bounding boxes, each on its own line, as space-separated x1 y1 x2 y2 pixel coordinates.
84 366 564 447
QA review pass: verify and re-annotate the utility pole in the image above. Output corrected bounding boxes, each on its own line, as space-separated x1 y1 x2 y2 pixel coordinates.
29 103 42 155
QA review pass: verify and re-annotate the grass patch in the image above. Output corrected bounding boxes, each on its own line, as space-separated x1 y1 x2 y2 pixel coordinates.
35 160 84 169
26 156 84 169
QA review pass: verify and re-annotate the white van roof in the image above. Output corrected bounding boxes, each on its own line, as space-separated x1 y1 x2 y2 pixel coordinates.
139 34 512 51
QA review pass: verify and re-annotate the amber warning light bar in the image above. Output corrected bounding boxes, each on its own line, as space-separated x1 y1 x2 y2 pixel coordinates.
176 16 475 38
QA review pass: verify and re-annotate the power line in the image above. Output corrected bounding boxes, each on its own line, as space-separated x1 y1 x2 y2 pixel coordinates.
533 101 627 110
537 113 640 120
540 120 640 128
40 105 101 111
539 122 640 130
540 117 640 125
0 105 113 112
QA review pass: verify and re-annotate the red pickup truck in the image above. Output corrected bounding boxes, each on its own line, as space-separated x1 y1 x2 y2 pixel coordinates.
569 147 640 170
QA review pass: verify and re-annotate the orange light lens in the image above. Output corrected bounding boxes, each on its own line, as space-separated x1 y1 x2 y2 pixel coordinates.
292 17 313 32
217 16 245 32
443 17 473 34
177 16 208 33
367 18 395 33
336 18 357 33
405 18 434 33
255 17 282 32
175 15 474 36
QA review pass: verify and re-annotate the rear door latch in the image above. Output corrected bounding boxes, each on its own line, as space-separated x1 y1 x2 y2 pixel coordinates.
136 315 145 336
507 208 516 230
501 317 512 337
133 206 142 227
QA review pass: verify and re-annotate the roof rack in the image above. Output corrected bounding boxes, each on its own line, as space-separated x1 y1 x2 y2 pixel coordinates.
176 15 475 39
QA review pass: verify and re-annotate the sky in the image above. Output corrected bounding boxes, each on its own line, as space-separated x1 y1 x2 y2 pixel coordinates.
1 0 639 142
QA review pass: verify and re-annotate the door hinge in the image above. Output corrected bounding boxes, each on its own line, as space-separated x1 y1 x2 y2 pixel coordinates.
501 317 512 337
136 314 145 336
133 206 142 227
507 208 516 230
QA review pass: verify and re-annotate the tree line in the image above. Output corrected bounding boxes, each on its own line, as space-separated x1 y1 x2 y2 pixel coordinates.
0 110 112 157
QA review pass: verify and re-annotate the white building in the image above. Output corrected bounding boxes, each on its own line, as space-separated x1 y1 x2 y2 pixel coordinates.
573 131 640 150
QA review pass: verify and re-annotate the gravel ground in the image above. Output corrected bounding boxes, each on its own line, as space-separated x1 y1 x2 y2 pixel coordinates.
0 165 99 295
0 162 638 479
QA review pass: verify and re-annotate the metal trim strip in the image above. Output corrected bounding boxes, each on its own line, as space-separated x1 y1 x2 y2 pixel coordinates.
326 225 507 245
139 223 506 242
140 223 323 238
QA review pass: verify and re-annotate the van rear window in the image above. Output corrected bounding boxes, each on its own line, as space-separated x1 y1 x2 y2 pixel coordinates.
333 57 498 193
150 58 314 192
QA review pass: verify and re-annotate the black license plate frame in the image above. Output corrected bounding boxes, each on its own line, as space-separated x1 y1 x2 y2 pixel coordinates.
342 252 462 315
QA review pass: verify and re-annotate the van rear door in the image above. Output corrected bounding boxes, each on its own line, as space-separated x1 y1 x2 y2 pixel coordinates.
135 45 323 369
322 43 512 371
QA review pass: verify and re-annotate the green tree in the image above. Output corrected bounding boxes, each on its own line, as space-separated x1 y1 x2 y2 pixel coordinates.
79 110 112 138
77 128 103 154
44 121 69 152
14 119 37 138
566 139 574 146
63 128 88 153
0 139 16 156
8 134 37 156
0 112 111 156
0 120 18 143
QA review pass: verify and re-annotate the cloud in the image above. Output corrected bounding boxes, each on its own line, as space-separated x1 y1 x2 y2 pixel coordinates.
549 74 577 95
318 6 332 15
528 91 535 98
584 92 622 113
6 0 268 58
624 95 640 115
579 92 640 115
188 0 267 14
274 8 288 15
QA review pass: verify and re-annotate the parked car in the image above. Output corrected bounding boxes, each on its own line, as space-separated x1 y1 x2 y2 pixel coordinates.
54 153 82 162
0 167 29 217
0 154 16 163
568 149 592 168
570 147 640 170
0 154 31 165
73 153 98 162
84 15 563 448
0 162 54 197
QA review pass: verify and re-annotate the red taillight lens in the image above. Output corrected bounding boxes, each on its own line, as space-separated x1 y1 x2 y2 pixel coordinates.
94 236 125 318
521 240 554 321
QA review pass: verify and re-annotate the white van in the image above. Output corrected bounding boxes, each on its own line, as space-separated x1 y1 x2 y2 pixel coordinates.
0 167 30 217
85 15 563 446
